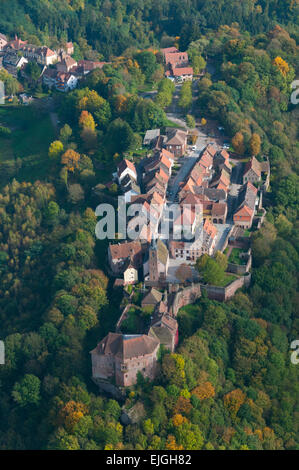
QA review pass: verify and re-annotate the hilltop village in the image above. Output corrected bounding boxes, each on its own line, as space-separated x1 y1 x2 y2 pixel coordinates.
92 122 270 396
0 36 194 95
0 33 108 93
0 31 271 396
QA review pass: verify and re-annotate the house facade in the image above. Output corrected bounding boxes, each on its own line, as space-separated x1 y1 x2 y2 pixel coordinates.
164 129 187 157
243 156 261 184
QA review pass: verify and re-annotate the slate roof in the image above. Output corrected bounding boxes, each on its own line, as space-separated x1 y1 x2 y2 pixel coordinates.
244 156 261 177
156 239 169 265
142 288 163 306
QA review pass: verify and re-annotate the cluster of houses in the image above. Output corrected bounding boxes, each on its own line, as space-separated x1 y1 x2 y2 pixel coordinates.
233 156 269 229
0 33 195 92
92 124 269 391
0 33 108 92
162 46 194 82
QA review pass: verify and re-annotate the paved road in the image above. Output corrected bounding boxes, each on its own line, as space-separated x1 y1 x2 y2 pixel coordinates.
226 161 244 222
165 113 186 128
168 153 199 202
231 160 244 185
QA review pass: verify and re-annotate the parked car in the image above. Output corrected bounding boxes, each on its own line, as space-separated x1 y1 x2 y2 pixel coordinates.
191 145 197 150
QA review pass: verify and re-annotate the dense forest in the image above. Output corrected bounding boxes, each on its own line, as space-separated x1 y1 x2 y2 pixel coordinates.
0 0 298 450
0 0 299 57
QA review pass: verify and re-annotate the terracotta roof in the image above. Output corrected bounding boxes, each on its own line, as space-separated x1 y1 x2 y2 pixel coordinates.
161 46 179 55
199 152 213 168
164 51 189 66
234 205 253 219
61 55 77 68
93 333 159 360
180 193 202 205
172 66 193 76
151 191 164 206
211 202 227 217
109 240 142 260
203 219 217 239
117 159 137 178
181 178 196 194
157 167 169 182
160 148 174 161
219 149 229 160
160 153 172 169
216 182 228 192
205 145 217 157
190 166 204 185
41 46 56 57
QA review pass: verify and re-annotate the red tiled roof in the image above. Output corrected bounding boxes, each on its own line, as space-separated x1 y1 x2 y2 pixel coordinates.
161 47 179 55
109 240 142 260
165 51 189 66
211 202 227 217
172 66 193 76
203 219 217 239
117 159 137 178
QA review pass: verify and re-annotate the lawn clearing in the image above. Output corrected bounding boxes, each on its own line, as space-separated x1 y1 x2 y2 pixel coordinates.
0 104 55 182
228 248 247 265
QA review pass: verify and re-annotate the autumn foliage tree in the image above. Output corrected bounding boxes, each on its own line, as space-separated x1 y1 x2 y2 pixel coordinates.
192 381 215 400
249 133 261 156
223 389 246 418
59 401 89 432
232 131 245 154
79 110 96 131
273 57 290 77
61 149 81 172
49 140 64 160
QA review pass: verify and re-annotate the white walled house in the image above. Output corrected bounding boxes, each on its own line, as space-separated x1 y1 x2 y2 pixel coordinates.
124 264 138 285
117 159 137 184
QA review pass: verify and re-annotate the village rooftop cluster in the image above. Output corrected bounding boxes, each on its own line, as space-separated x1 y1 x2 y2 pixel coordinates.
0 33 108 93
92 122 270 394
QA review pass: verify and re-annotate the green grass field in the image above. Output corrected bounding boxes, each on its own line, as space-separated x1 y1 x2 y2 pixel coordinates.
0 104 55 182
218 273 238 287
228 248 247 265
